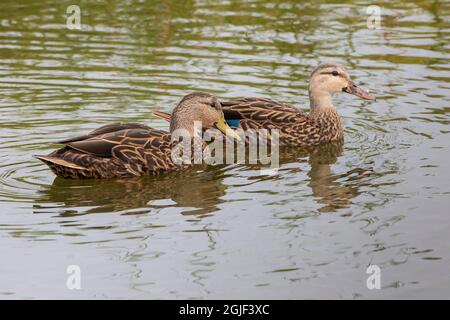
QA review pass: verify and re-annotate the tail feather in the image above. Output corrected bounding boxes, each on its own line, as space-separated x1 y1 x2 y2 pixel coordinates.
34 155 86 170
153 111 171 122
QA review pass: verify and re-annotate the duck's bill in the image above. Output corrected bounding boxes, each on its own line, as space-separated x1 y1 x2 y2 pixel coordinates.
343 81 375 100
214 117 241 141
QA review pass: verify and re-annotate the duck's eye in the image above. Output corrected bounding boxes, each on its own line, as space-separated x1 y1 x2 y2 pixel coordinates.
332 71 339 76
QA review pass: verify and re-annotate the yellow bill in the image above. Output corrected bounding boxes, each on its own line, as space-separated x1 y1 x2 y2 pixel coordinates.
214 115 241 141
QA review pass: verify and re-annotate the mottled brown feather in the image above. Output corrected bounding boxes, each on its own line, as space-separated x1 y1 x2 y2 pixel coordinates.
36 92 229 179
221 97 343 146
155 97 344 147
36 125 189 179
58 122 153 143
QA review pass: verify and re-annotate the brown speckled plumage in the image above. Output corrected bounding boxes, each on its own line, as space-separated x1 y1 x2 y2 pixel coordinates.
153 63 373 147
221 97 344 146
35 92 235 179
35 125 181 179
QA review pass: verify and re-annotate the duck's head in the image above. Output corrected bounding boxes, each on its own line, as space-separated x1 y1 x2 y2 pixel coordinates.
169 92 240 140
309 62 374 100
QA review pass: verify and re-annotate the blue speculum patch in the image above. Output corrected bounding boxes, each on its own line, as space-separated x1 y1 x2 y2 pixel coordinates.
226 119 240 127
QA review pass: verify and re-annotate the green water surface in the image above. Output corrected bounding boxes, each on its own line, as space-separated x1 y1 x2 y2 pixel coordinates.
0 0 449 299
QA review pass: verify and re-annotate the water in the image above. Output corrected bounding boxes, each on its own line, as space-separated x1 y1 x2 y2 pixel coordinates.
0 0 449 299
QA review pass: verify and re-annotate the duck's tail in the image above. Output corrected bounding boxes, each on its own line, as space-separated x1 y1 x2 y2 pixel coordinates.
34 155 86 170
153 111 171 122
34 155 89 179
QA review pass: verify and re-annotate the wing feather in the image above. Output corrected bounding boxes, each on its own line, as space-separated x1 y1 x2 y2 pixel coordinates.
58 122 153 143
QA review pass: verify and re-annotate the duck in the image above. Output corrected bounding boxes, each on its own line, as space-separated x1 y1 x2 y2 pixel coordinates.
153 63 375 146
34 92 239 179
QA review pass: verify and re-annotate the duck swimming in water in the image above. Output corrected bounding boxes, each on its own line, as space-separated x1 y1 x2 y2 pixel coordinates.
154 63 375 146
34 92 239 179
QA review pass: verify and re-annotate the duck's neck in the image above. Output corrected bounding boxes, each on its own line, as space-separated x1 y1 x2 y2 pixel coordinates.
308 88 344 141
309 89 335 117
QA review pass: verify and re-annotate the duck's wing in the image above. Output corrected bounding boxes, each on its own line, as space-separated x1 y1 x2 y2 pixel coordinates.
153 111 172 122
64 128 166 156
58 122 153 143
221 97 307 128
221 97 302 120
222 97 323 146
36 127 176 178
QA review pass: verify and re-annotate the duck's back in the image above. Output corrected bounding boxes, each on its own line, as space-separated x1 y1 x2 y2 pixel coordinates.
222 97 329 146
35 123 180 179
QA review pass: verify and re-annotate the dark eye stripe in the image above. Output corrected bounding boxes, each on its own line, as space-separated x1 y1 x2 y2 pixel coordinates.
320 71 341 77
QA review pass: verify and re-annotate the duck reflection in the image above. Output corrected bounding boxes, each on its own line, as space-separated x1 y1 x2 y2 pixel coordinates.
34 141 369 216
241 140 369 213
303 141 367 213
34 166 228 216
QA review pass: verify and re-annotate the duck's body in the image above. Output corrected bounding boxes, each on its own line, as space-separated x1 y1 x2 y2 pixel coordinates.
154 63 374 146
221 97 344 146
35 92 238 179
35 123 179 179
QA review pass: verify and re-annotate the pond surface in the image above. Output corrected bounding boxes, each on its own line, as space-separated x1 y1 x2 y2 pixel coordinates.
0 0 449 299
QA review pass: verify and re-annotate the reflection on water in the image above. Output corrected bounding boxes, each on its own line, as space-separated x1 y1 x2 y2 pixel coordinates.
306 143 367 213
34 141 366 216
0 0 449 299
238 141 370 213
34 167 228 216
